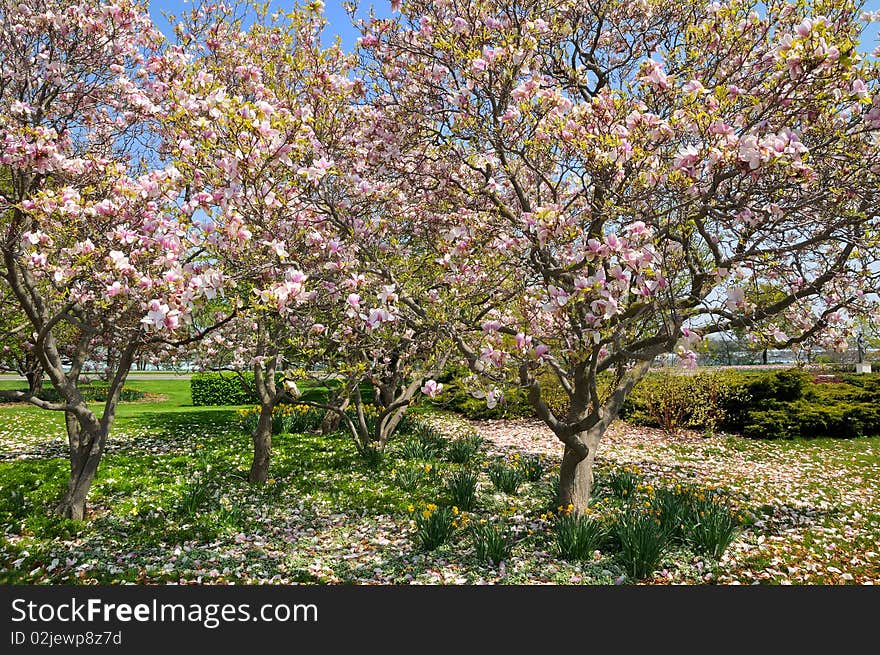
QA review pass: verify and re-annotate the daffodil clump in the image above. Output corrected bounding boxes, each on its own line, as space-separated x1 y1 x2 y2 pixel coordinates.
519 453 547 482
647 482 744 559
391 462 442 491
551 503 608 561
445 469 479 510
409 501 460 550
398 437 441 461
487 457 524 494
217 495 244 526
236 404 324 435
396 421 447 460
607 465 642 500
342 403 380 430
529 470 747 578
657 483 746 559
615 508 669 579
603 477 744 576
282 404 325 432
444 433 484 464
176 468 211 519
470 518 513 566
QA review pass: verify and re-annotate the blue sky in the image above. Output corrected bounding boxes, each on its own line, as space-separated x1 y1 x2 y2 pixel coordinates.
148 1 880 54
148 1 391 51
863 0 880 49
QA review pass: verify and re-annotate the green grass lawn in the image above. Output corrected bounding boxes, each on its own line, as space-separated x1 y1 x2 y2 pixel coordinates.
1 379 878 585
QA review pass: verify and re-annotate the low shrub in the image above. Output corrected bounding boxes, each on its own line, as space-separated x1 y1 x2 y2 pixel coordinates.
624 369 880 439
622 370 750 434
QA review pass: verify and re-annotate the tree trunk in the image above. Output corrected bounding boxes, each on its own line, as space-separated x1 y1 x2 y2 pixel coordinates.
320 393 349 435
320 410 341 435
25 367 43 397
762 348 768 365
558 444 597 515
56 413 104 520
57 452 101 520
104 348 116 382
376 405 408 452
376 382 395 411
249 403 273 484
374 377 422 451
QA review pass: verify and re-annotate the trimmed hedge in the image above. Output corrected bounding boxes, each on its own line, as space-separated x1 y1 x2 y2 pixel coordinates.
190 372 375 406
191 372 258 406
623 369 880 439
433 364 880 439
35 383 145 403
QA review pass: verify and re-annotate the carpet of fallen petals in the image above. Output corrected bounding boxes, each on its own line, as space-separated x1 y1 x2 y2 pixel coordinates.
1 400 877 586
461 415 880 585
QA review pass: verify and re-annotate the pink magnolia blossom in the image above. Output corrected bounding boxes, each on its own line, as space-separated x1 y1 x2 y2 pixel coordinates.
421 379 443 398
726 287 746 310
639 59 670 90
142 300 171 331
365 308 395 329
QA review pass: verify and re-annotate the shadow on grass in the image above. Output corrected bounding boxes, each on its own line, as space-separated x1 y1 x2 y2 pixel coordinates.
123 408 239 435
1 411 502 584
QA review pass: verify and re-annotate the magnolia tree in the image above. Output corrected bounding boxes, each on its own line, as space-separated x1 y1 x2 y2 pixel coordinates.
0 1 226 519
362 0 880 512
160 3 362 482
165 3 457 471
285 262 453 456
282 55 467 455
0 290 44 395
193 312 302 483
